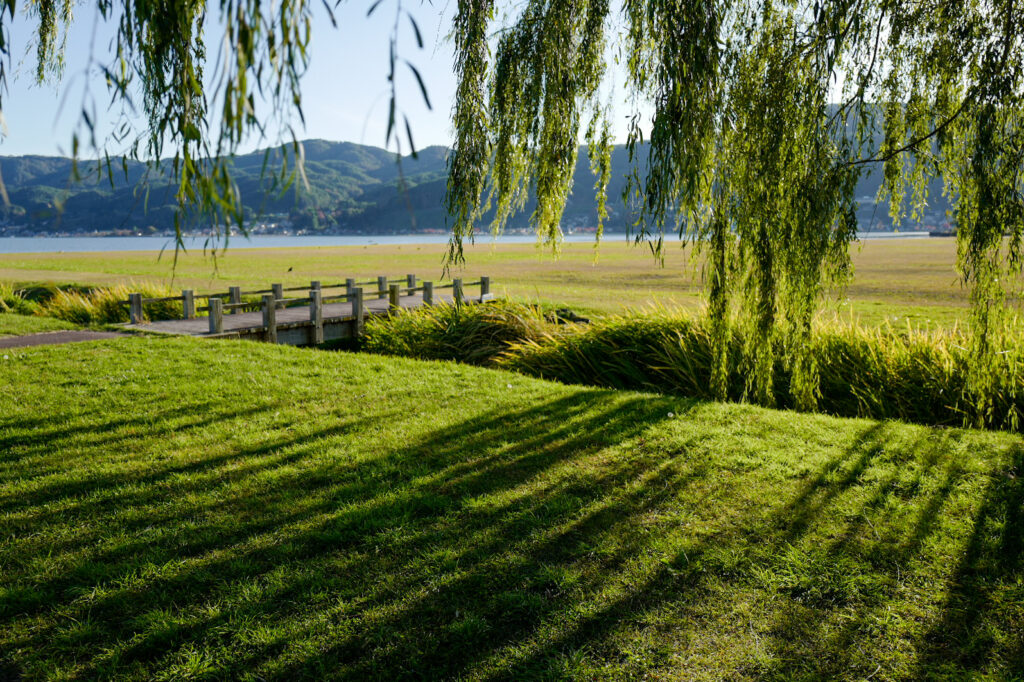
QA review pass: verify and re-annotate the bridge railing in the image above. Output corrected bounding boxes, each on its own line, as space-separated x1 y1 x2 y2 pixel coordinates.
125 274 494 337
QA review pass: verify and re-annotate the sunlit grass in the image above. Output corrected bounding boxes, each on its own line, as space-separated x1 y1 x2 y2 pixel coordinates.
0 313 79 337
1 336 1021 679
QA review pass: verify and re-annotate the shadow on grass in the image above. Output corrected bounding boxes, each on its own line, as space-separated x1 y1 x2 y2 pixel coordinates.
1 395 1022 680
915 442 1024 675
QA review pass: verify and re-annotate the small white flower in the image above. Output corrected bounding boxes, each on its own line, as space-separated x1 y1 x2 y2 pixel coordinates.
667 412 675 418
507 383 513 389
2 355 7 360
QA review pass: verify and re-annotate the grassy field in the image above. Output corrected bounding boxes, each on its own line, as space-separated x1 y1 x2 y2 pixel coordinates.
0 237 977 327
0 313 79 337
2 336 1022 679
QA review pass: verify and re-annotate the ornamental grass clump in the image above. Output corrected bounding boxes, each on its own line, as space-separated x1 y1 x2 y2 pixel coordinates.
496 311 744 400
362 300 556 365
498 310 1023 431
40 282 183 325
363 301 1022 430
0 282 39 316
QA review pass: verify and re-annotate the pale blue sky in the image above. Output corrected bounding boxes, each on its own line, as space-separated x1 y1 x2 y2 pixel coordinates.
0 0 460 157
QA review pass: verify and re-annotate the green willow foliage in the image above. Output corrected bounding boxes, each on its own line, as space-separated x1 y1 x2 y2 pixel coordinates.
447 0 1023 426
0 0 314 239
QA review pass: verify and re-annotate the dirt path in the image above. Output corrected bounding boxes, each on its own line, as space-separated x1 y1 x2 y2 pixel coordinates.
0 331 126 349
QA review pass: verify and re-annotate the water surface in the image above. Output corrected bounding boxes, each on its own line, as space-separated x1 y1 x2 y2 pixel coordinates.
0 231 931 254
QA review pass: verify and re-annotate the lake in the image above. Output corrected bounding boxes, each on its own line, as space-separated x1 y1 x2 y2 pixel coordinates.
0 231 932 254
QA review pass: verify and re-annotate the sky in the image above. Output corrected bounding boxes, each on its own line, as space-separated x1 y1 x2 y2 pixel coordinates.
0 0 462 157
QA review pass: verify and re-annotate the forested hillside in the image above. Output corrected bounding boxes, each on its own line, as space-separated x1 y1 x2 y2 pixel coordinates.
0 139 949 236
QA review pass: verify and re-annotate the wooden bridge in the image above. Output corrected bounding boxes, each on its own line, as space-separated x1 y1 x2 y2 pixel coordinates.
123 275 493 346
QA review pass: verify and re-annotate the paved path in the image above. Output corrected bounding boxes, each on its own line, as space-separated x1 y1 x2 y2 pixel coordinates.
0 331 126 349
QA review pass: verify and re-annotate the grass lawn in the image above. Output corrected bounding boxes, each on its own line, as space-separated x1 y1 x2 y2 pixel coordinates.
0 238 979 328
0 313 80 337
1 336 1021 679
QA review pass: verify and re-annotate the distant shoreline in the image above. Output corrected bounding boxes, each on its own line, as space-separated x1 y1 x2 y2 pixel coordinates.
0 231 935 255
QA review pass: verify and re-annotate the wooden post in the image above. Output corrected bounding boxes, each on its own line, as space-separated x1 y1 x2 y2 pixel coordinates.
406 273 417 293
182 290 195 320
423 281 433 306
352 286 365 336
453 278 463 306
129 293 143 324
377 275 388 300
346 277 355 298
208 297 224 334
262 294 277 343
389 283 401 311
272 283 284 309
310 289 324 345
480 276 491 300
229 286 241 314
311 280 321 292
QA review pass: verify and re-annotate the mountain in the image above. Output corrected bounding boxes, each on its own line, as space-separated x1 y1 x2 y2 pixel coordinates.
0 138 951 236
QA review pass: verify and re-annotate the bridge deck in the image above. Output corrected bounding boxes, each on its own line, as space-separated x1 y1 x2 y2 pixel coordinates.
125 291 455 337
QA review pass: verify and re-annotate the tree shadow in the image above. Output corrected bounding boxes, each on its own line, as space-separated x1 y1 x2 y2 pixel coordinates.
2 390 1021 680
914 441 1024 675
743 426 1023 679
0 400 297 511
1 389 695 678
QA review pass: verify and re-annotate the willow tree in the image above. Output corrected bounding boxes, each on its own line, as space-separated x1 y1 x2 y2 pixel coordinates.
0 0 319 236
447 0 1024 425
3 0 1022 424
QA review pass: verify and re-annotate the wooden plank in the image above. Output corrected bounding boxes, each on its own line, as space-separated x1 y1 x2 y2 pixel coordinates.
352 287 365 336
310 290 324 345
262 295 277 343
209 298 224 334
182 290 195 320
389 284 401 311
129 293 143 324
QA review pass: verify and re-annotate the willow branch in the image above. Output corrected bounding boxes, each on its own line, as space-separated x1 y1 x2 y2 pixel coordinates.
842 93 972 167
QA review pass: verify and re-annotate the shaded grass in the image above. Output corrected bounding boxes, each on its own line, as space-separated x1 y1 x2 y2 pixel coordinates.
1 336 1022 679
0 238 985 327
